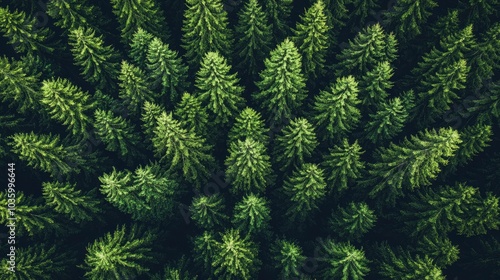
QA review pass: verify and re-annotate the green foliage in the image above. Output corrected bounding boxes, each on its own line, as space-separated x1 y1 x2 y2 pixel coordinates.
118 60 156 114
349 0 379 26
128 28 154 70
93 109 140 157
448 123 492 170
383 0 438 41
42 181 101 223
311 76 361 140
181 0 233 67
270 239 306 279
47 0 104 31
234 0 272 77
264 0 293 39
430 9 460 41
254 38 307 123
415 233 459 267
190 194 228 229
364 97 409 144
174 93 209 138
68 27 120 90
225 138 273 194
193 231 218 271
468 23 500 90
141 101 165 141
195 51 245 124
232 194 271 236
319 240 371 280
274 117 318 170
329 202 376 241
0 56 40 113
83 224 155 280
359 61 394 108
228 107 270 146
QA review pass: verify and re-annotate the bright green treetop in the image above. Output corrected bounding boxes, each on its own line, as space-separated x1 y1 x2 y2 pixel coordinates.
329 202 377 241
416 233 459 267
319 240 371 280
47 0 105 32
232 194 271 236
271 239 306 279
228 107 270 146
129 28 154 70
359 61 394 108
174 93 209 138
118 60 157 114
364 97 410 144
93 109 140 157
190 194 228 230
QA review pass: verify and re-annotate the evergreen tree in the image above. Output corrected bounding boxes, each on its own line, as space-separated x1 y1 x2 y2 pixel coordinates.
228 107 270 146
311 76 361 140
448 123 492 171
195 52 245 124
193 231 218 272
93 109 140 157
270 239 306 279
110 0 169 44
467 23 500 90
190 194 228 229
283 163 326 222
83 224 155 280
47 0 105 32
292 0 331 79
416 233 459 267
383 0 438 41
274 117 318 171
225 138 273 194
232 194 271 236
349 0 379 27
364 97 409 144
322 139 365 193
42 181 101 223
118 60 157 114
264 0 293 40
152 112 215 185
470 81 500 122
234 0 272 77
147 37 188 107
213 229 260 280
366 128 461 205
254 38 307 123
68 27 120 90
329 202 376 241
359 61 394 108
181 0 233 67
460 0 500 29
322 0 349 33
174 93 209 138
141 101 165 142
430 9 460 42
129 28 154 70
0 6 55 54
319 240 371 280
41 78 95 137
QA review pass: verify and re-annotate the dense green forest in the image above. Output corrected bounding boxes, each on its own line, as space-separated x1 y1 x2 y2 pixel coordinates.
1 0 500 279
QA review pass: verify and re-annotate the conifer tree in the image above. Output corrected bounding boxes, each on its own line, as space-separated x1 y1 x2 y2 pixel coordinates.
193 231 218 272
283 163 326 222
141 101 165 142
448 123 492 171
213 229 260 280
181 0 233 67
190 194 228 229
467 23 500 90
232 194 271 236
84 224 155 280
68 27 120 90
292 0 331 79
322 0 349 33
329 202 376 241
47 0 105 32
349 0 379 27
322 139 365 193
225 138 273 194
0 6 55 54
254 38 307 123
93 109 140 157
319 240 371 280
264 0 293 40
41 78 94 137
129 28 154 70
270 239 306 279
152 112 215 185
416 233 459 267
174 93 209 138
147 37 188 107
383 0 438 41
311 76 361 140
274 118 318 170
228 107 270 146
364 97 409 144
110 0 169 44
430 9 460 42
366 128 461 205
195 52 245 124
118 60 157 114
359 61 394 108
460 0 499 29
42 181 101 223
234 0 272 77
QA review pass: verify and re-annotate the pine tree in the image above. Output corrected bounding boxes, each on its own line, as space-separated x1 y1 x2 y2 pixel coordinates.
152 112 215 185
141 101 165 142
349 0 379 27
190 194 228 229
274 117 318 170
283 163 327 222
232 194 271 236
448 123 492 171
93 109 140 157
311 76 361 141
234 0 272 77
213 229 260 280
460 0 499 29
110 0 169 44
359 61 394 108
416 233 459 267
181 0 233 67
254 38 307 123
41 78 95 137
366 128 461 205
42 181 101 223
364 97 409 144
195 51 245 124
193 231 218 272
383 0 438 41
68 27 120 90
467 23 500 90
292 0 331 79
264 0 293 40
129 28 154 70
0 6 55 54
147 37 188 107
0 56 41 113
430 9 460 42
319 240 371 280
329 202 376 241
174 93 209 138
322 139 365 193
228 107 270 146
83 224 156 280
322 0 349 33
456 191 500 237
270 239 306 279
47 0 105 32
118 60 157 114
225 138 273 194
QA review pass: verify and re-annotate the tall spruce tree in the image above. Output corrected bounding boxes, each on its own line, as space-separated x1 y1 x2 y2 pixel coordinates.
47 0 105 32
228 107 270 146
174 93 209 138
329 202 376 241
447 123 492 171
319 240 371 280
193 231 218 272
118 60 157 114
129 28 154 70
141 101 165 142
190 194 228 230
364 96 410 144
415 233 459 267
232 194 271 236
270 239 306 279
359 61 394 109
264 0 293 40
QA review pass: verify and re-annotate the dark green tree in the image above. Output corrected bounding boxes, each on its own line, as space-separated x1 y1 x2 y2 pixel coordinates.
141 101 165 142
264 0 293 40
415 233 459 267
195 51 245 124
319 240 371 280
359 61 394 108
190 194 228 229
228 107 270 146
270 239 306 279
118 60 157 114
430 9 460 42
232 194 271 236
448 123 492 171
174 93 209 138
193 231 218 272
329 202 376 241
93 109 140 157
383 0 438 41
364 96 410 144
47 0 105 32
129 28 154 70
349 0 379 27
467 23 500 90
